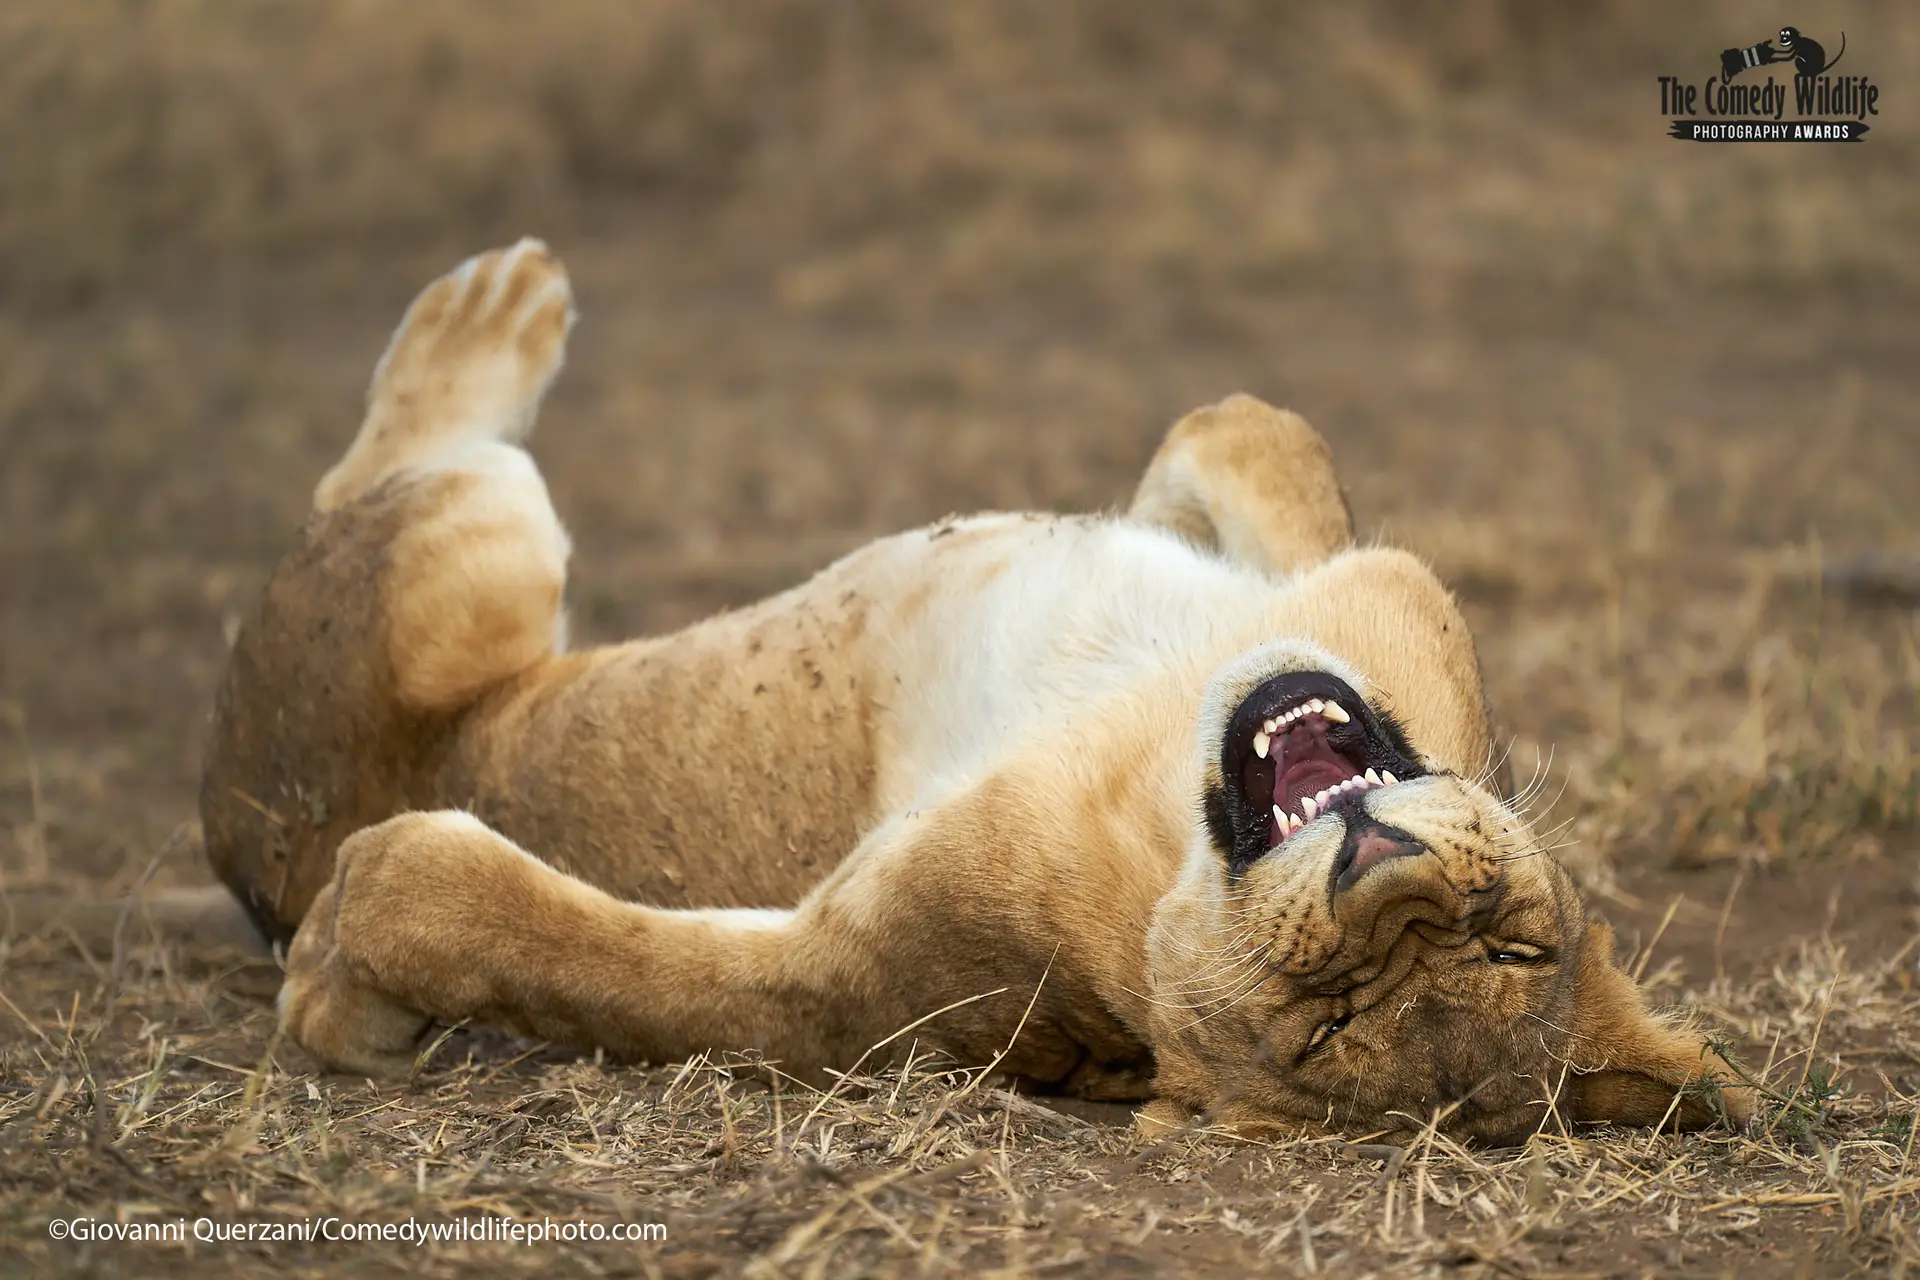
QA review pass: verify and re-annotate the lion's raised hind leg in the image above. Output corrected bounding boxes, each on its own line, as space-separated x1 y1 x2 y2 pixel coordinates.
204 242 577 942
304 239 579 716
313 237 575 513
1129 393 1352 576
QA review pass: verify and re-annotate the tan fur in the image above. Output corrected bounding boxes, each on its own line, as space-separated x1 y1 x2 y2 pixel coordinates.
313 238 574 514
1129 393 1353 576
207 243 1753 1143
383 444 571 711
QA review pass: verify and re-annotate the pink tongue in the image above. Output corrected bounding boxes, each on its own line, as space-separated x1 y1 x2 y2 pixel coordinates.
1276 760 1351 816
1269 716 1357 827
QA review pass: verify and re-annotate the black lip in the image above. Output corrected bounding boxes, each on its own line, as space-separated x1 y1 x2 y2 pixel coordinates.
1217 670 1426 877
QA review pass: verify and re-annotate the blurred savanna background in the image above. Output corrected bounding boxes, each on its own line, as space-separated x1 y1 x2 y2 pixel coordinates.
2 2 1918 1275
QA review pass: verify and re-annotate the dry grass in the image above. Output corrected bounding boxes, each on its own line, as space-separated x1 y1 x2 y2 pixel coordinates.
3 1 1920 1275
1 881 1917 1275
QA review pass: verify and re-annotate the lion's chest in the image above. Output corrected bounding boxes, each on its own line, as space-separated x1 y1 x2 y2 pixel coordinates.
871 517 1273 811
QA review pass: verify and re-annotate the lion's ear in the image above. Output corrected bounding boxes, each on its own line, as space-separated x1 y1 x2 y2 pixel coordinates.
1562 922 1755 1129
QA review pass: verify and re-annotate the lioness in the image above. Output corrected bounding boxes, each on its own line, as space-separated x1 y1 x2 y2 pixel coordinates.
203 240 1749 1144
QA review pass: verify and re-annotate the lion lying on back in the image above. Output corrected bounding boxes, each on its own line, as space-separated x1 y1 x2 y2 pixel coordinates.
202 240 1750 1144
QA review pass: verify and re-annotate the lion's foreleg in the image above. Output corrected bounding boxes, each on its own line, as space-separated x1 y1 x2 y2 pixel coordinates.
278 811 936 1078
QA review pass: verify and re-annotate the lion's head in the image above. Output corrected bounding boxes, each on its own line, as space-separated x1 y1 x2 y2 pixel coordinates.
1144 642 1753 1144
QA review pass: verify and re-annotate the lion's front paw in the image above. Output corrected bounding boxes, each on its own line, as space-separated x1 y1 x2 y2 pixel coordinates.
277 812 505 1075
278 878 433 1077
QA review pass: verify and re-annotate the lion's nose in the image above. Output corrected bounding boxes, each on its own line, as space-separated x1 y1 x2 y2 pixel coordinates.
1334 820 1426 891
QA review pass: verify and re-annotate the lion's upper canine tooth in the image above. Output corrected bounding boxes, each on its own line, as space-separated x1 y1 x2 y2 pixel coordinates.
1254 731 1271 759
1382 769 1398 786
1365 767 1381 785
1301 794 1319 820
1322 701 1350 724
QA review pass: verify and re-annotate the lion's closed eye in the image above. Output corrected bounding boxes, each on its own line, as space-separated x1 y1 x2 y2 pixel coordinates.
1483 939 1552 965
1302 1011 1351 1056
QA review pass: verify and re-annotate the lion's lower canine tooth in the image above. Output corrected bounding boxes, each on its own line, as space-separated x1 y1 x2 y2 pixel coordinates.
1323 701 1350 724
1381 770 1398 785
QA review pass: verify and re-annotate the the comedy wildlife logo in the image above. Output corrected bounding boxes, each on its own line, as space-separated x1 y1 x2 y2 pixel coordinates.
1720 26 1844 83
1660 25 1878 141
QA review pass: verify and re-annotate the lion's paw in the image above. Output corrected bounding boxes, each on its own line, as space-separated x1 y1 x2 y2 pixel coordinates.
277 812 506 1075
372 238 575 443
277 877 433 1077
315 239 576 511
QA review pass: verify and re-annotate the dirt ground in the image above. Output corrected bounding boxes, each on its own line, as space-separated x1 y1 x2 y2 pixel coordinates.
2 3 1918 1276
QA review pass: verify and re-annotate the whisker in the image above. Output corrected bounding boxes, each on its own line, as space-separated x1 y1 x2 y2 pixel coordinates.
1165 951 1273 998
1139 949 1277 1013
1177 967 1280 1028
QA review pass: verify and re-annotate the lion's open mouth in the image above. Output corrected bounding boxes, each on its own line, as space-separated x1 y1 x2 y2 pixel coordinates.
1257 702 1392 840
1216 670 1426 873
